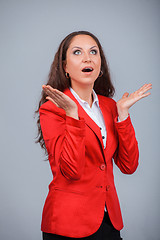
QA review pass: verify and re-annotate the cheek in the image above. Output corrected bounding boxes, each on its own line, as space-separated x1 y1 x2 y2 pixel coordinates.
93 54 101 67
67 58 79 70
68 61 82 76
97 57 101 68
95 59 101 72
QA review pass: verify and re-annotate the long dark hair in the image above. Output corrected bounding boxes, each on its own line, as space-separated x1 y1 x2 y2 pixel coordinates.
35 31 115 155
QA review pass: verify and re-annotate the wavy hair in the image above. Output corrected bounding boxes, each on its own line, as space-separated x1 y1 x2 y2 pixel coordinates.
34 31 115 155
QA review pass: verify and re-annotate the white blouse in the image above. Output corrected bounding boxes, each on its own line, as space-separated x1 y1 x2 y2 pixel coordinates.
70 87 107 149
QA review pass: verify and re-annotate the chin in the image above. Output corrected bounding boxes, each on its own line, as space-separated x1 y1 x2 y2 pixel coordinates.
71 75 97 87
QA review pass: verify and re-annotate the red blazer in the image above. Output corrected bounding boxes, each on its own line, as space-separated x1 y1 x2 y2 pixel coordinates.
39 88 139 238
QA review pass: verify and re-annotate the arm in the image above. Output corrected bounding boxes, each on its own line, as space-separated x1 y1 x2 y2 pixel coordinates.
113 83 152 174
113 113 139 174
40 86 86 180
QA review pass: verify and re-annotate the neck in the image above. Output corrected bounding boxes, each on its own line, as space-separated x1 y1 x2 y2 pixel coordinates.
71 83 94 107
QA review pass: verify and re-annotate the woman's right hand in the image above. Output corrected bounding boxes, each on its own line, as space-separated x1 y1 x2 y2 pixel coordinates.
42 85 79 120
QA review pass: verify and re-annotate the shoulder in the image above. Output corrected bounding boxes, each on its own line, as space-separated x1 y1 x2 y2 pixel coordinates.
98 95 116 107
98 95 118 117
39 100 66 117
40 100 55 111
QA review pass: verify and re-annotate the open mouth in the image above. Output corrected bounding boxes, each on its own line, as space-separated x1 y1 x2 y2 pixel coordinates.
82 67 94 72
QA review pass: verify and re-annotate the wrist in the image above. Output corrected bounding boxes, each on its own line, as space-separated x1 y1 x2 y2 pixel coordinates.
66 109 79 120
118 111 129 121
117 105 129 121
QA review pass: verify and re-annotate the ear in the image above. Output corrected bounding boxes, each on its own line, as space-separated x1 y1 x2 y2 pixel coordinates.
63 60 67 72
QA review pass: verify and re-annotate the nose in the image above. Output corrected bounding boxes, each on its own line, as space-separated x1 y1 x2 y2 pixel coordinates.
82 52 91 62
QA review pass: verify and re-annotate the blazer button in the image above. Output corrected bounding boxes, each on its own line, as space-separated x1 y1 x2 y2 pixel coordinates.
100 164 106 171
106 185 110 191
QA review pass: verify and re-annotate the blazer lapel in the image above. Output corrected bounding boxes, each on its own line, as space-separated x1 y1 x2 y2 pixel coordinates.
64 88 105 149
98 96 116 158
64 88 117 163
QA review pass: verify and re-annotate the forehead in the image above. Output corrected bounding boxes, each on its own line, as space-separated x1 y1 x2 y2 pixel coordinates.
69 34 98 48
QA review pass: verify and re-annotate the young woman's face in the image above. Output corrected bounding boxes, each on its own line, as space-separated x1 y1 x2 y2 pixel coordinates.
64 34 101 89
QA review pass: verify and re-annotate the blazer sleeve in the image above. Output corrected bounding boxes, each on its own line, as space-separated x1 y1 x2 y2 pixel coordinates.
39 101 86 180
111 99 139 174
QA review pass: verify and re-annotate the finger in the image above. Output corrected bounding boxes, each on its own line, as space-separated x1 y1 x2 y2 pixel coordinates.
43 84 55 91
140 83 152 91
43 85 69 102
43 87 56 98
122 92 129 98
138 84 148 91
43 86 60 99
138 85 152 96
142 84 152 91
45 88 69 109
46 85 64 97
142 87 152 95
43 89 64 107
43 85 58 96
139 92 151 99
43 85 56 94
50 87 64 96
45 86 65 101
138 83 152 92
135 83 152 97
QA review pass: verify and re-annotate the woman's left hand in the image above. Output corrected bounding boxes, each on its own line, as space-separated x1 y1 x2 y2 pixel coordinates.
116 83 152 121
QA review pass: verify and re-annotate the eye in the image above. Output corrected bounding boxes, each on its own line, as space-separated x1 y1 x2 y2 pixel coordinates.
90 49 97 55
73 50 81 55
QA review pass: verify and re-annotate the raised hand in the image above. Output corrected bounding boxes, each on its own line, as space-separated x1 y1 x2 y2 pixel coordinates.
42 85 79 119
116 83 152 121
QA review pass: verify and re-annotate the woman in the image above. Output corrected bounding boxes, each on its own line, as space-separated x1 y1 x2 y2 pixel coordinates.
35 31 152 240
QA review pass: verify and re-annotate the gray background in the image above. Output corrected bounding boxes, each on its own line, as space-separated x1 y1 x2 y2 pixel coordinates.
0 0 159 239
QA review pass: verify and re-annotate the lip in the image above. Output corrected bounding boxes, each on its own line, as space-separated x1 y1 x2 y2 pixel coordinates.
81 66 94 75
81 66 94 71
82 71 93 75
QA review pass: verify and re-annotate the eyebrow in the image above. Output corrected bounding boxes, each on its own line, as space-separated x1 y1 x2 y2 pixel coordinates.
72 46 98 50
